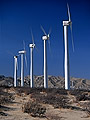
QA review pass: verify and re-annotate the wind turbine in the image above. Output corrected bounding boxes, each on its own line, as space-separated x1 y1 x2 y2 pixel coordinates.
14 55 19 87
7 51 19 87
18 41 27 87
41 26 51 88
63 3 74 90
29 30 35 88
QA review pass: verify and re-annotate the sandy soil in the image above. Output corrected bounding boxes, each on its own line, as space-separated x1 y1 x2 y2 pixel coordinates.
0 88 90 120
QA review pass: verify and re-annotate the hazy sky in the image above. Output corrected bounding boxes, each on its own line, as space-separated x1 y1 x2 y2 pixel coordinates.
0 0 90 79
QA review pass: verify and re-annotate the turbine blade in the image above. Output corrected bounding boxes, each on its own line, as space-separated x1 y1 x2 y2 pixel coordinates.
23 40 25 51
17 54 20 57
7 51 14 56
17 59 18 70
48 39 52 56
31 29 34 44
35 46 39 53
41 25 47 35
67 3 71 21
25 53 27 68
48 28 52 55
42 41 44 75
49 28 52 35
70 23 74 52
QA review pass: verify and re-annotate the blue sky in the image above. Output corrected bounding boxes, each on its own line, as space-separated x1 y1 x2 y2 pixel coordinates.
0 0 90 79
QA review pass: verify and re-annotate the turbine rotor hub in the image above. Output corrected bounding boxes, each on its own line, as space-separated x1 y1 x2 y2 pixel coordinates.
14 56 18 58
18 50 26 54
42 35 49 40
29 44 35 48
63 21 72 26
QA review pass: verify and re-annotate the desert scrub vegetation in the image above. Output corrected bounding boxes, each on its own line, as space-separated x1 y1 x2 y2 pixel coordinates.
0 93 14 105
15 88 69 109
0 87 14 116
31 92 69 109
79 102 90 117
0 88 14 105
14 88 90 112
85 103 90 117
14 88 68 96
75 93 90 102
22 100 46 117
69 90 90 101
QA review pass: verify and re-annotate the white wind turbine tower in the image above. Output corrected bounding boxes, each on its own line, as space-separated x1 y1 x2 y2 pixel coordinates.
18 41 27 87
29 30 35 88
14 55 19 87
41 26 51 88
63 3 74 90
7 51 19 87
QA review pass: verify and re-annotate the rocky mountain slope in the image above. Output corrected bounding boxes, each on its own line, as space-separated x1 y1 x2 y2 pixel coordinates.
0 75 90 90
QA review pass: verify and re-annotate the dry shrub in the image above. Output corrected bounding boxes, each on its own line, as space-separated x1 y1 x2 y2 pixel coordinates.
76 94 86 101
76 93 90 101
78 102 90 117
0 111 8 116
14 88 25 96
0 92 14 105
83 102 90 117
22 100 46 117
44 88 68 95
69 90 83 96
0 88 14 116
31 92 69 109
14 88 41 96
69 90 90 102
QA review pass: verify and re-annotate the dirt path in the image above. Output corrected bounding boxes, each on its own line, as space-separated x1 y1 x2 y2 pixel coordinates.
45 104 90 120
0 89 47 120
0 89 90 120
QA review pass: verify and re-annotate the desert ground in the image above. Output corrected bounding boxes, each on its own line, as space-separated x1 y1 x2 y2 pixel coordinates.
0 87 90 120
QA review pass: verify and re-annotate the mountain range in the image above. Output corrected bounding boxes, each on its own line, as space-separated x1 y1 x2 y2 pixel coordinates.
0 75 90 90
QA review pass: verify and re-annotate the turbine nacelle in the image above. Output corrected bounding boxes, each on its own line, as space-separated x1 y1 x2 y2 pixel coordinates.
18 50 26 54
29 43 35 48
63 21 72 26
14 56 18 58
42 35 49 40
